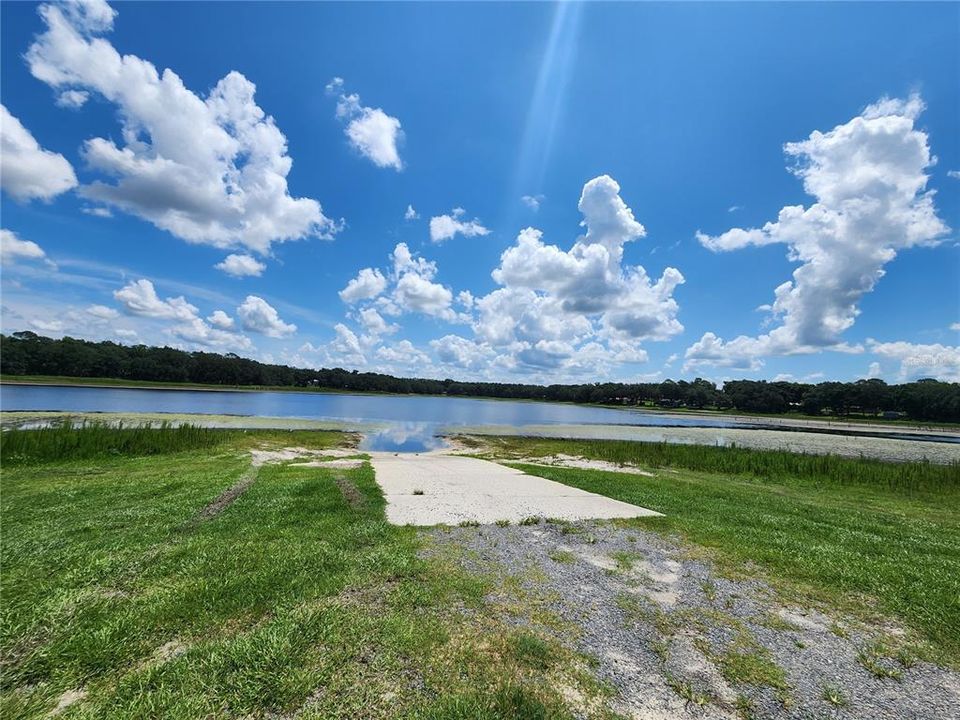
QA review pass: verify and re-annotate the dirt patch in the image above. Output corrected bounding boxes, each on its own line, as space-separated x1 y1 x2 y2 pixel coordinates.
290 459 365 469
519 454 657 476
334 474 365 509
193 467 258 522
50 688 86 716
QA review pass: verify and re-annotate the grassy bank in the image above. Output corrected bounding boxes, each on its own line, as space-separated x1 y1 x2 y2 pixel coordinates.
484 437 960 663
1 429 613 719
0 421 237 464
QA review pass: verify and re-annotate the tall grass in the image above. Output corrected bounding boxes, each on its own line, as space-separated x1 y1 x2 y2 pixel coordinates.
495 437 960 496
0 421 235 464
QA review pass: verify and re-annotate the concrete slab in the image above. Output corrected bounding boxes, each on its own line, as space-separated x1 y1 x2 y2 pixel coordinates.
370 453 662 526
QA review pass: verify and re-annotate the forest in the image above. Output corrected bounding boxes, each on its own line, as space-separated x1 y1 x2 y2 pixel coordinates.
1 332 958 422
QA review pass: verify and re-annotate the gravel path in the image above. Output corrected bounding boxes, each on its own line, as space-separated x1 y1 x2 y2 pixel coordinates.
424 521 960 720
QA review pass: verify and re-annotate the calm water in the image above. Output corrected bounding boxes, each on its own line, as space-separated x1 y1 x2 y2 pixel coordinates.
0 384 736 429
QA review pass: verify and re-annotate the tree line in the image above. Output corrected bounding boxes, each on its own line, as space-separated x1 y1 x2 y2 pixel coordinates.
2 332 958 422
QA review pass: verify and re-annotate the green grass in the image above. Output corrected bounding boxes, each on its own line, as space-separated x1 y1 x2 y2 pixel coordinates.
485 436 959 495
494 438 960 664
1 420 236 464
1 430 614 719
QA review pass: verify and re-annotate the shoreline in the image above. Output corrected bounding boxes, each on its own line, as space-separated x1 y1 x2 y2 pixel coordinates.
3 411 958 464
3 377 957 437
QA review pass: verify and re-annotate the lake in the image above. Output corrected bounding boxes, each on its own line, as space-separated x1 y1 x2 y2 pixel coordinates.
0 384 736 429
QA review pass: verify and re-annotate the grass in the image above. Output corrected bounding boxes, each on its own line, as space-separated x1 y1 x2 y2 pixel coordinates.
0 420 236 464
492 437 960 664
822 684 848 707
485 436 959 495
1 429 614 719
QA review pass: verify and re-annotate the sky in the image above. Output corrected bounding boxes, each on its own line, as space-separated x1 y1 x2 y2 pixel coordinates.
1 0 958 385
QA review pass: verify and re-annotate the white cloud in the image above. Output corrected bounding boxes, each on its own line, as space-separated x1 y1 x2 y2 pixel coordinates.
169 316 252 350
951 322 960 332
521 194 545 211
357 307 397 337
55 89 89 108
324 323 366 366
384 175 681 380
375 340 430 366
473 175 683 373
207 310 235 329
429 207 490 243
81 206 112 217
215 253 266 278
947 170 960 180
27 2 338 254
430 334 494 371
236 295 296 337
326 77 403 171
868 340 960 382
691 95 948 366
85 304 118 321
0 229 47 265
728 205 741 213
404 204 419 220
114 279 199 321
683 332 765 373
866 361 883 379
339 267 388 304
0 104 77 201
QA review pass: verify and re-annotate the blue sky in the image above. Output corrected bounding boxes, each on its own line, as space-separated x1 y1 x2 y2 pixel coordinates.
1 0 958 384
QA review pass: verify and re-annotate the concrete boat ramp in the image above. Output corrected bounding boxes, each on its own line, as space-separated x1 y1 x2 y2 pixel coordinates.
370 453 662 526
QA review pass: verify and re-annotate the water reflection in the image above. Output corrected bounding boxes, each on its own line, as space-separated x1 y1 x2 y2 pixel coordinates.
360 423 448 453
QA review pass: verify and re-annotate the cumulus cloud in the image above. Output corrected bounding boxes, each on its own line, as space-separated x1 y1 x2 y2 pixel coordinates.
339 267 388 304
114 279 199 321
404 204 419 220
85 304 118 321
429 207 490 243
1 104 77 201
55 89 89 108
111 277 252 349
215 253 266 278
430 334 494 371
0 229 48 265
236 295 296 337
867 340 960 382
682 332 765 373
466 175 682 373
326 77 403 171
948 170 960 180
169 316 252 350
26 1 338 254
207 310 235 329
521 194 545 211
357 307 397 337
81 206 112 217
689 95 948 368
375 340 430 366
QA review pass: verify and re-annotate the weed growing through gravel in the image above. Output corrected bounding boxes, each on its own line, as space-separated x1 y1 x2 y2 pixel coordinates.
822 684 848 707
549 549 577 564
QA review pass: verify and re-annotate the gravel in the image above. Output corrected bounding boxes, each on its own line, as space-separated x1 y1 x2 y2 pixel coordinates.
423 521 960 720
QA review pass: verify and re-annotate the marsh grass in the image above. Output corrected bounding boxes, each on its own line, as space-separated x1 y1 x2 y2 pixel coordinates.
486 436 959 496
0 421 235 464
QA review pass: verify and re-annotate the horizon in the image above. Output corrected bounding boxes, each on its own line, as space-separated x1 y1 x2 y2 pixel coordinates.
1 0 958 386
